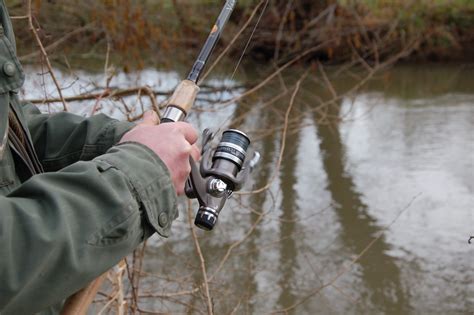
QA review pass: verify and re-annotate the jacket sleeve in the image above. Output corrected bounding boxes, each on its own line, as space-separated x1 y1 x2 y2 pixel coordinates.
0 142 178 314
21 102 135 172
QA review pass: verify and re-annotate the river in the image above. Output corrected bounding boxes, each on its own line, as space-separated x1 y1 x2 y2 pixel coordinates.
22 63 473 314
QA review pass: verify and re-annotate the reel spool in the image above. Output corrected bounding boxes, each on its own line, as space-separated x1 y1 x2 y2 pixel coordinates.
185 129 260 230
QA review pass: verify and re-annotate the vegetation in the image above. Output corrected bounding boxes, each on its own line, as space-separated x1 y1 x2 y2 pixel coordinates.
8 0 474 70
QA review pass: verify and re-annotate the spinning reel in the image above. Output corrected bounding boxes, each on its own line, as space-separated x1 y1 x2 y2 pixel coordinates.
159 0 259 231
185 129 260 231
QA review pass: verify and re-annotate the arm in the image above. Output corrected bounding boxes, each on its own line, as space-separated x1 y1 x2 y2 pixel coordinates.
0 143 177 314
21 102 135 172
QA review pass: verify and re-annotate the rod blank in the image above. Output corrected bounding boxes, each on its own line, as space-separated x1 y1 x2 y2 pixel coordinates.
187 0 237 83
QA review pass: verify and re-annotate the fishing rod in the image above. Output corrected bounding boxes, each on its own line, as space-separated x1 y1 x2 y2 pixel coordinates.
161 0 260 231
61 1 258 313
162 0 237 123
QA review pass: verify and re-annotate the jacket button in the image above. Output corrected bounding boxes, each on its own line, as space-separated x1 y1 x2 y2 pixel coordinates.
3 62 15 77
158 212 169 227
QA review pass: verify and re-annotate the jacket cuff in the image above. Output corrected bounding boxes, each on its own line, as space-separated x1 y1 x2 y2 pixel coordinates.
94 142 178 237
109 120 136 144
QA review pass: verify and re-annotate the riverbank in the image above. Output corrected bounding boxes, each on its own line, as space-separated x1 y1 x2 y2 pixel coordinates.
9 0 474 70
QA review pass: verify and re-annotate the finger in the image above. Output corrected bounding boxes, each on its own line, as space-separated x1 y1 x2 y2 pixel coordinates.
190 144 201 162
175 181 185 195
176 168 190 196
174 122 198 144
140 110 159 126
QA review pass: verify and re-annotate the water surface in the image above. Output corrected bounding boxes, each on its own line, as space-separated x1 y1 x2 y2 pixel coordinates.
22 63 474 314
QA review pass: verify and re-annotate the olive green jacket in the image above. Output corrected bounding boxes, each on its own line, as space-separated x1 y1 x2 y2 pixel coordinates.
0 2 178 314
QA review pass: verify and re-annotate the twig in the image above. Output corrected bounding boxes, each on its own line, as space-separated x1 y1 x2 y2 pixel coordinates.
208 209 265 283
19 23 94 61
273 0 294 61
26 86 163 108
268 194 421 314
200 0 266 82
27 0 68 111
240 69 309 195
187 200 213 315
218 40 333 107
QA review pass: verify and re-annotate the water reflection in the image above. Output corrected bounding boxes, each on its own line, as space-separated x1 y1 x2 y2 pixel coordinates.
276 125 301 310
243 109 278 314
313 103 409 313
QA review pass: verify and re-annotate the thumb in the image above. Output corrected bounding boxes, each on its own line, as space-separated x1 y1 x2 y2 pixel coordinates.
140 110 159 126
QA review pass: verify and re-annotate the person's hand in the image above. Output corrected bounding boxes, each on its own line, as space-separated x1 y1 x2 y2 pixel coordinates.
119 111 200 195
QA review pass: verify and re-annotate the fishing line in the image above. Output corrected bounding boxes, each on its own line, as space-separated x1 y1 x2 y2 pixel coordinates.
215 0 270 132
229 0 270 82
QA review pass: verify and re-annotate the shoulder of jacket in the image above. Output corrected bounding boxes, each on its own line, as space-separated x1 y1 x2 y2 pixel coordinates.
0 1 24 94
